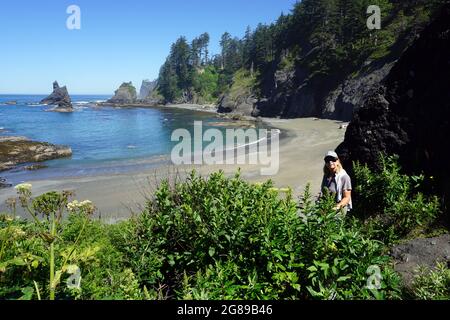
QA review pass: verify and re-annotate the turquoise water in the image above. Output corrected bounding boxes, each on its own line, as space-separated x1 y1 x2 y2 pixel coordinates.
0 95 233 184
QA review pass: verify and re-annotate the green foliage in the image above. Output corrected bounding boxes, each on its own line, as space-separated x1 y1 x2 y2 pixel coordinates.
353 154 441 243
0 187 148 300
295 185 402 300
222 69 257 102
32 191 68 217
119 171 300 298
192 66 219 103
1 161 445 300
119 172 401 299
411 262 450 300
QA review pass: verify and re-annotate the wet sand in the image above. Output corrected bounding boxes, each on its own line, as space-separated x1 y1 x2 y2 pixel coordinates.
0 117 348 222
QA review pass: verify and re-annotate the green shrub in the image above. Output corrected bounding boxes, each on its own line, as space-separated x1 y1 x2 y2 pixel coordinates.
0 187 144 300
411 262 450 300
295 185 402 300
192 66 219 103
120 171 402 299
119 170 302 299
353 154 441 243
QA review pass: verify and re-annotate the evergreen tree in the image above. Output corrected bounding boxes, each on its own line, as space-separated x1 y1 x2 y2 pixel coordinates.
170 37 193 91
158 59 178 102
198 32 210 65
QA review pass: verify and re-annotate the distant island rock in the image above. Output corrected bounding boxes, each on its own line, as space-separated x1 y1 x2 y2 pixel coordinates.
107 82 137 104
138 79 157 100
0 136 72 173
40 81 73 112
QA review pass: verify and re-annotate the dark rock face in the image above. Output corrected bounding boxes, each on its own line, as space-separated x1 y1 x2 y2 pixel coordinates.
40 81 73 111
337 4 450 212
107 82 137 104
252 58 397 121
138 79 157 100
218 93 256 116
323 62 396 120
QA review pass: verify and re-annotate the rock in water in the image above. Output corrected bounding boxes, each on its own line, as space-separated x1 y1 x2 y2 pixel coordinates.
138 79 157 100
0 136 72 172
40 81 73 112
0 176 12 188
107 82 137 104
337 4 450 215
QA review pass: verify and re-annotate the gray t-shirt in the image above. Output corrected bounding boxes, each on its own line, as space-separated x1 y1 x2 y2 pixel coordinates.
321 173 352 201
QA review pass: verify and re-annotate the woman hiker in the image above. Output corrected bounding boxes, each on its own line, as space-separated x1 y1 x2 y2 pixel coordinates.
320 151 353 216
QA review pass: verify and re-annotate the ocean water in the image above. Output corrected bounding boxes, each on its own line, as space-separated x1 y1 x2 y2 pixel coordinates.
0 94 239 185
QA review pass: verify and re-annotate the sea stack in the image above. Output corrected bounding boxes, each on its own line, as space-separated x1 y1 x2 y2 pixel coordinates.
107 82 137 104
40 81 73 112
138 79 157 100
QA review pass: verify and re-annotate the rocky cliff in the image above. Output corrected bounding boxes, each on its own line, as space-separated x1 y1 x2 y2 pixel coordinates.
40 81 73 112
336 4 450 213
138 79 157 100
107 82 137 104
251 49 403 121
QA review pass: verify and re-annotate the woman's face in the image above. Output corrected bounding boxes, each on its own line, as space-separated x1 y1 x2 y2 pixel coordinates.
325 157 338 173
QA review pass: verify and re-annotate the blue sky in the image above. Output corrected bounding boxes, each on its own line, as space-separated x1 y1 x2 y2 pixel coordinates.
0 0 298 94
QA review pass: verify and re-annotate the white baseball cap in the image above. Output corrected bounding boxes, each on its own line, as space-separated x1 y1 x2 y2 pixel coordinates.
324 151 338 160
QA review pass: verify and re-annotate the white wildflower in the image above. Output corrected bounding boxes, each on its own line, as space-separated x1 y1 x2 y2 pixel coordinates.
67 199 95 214
14 183 32 193
67 200 80 212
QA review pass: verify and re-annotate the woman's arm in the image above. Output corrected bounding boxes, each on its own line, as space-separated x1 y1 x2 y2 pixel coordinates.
335 190 351 209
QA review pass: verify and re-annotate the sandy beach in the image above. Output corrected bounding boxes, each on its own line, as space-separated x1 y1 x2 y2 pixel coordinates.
0 116 348 222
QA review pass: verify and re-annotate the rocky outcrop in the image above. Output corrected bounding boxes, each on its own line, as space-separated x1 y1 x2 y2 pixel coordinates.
0 177 11 188
0 136 72 172
322 62 396 120
251 55 398 121
252 62 328 118
218 93 257 116
391 234 450 290
40 81 73 112
336 4 450 213
217 71 258 116
138 79 157 100
107 82 137 104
